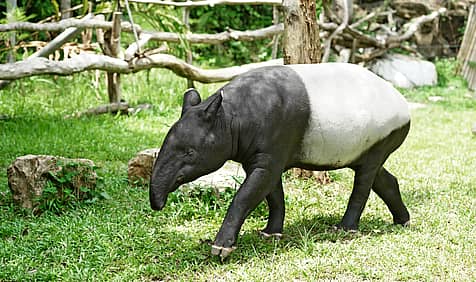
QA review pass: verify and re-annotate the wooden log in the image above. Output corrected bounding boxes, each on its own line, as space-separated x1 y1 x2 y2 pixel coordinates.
67 102 130 118
0 53 283 83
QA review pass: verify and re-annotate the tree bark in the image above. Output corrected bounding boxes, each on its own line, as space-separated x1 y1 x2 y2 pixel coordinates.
104 12 122 103
282 0 321 64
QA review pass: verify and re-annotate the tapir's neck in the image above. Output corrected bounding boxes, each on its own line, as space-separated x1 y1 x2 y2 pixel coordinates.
220 100 262 168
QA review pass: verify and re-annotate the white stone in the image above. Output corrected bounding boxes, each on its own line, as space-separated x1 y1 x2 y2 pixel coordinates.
369 54 437 88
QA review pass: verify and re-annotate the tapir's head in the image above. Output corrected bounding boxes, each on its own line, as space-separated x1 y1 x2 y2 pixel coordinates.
149 88 229 211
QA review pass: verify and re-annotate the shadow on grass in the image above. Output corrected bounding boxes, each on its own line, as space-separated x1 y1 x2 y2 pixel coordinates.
183 213 407 265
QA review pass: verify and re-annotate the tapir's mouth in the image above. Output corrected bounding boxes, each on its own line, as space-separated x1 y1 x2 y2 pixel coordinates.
150 194 168 211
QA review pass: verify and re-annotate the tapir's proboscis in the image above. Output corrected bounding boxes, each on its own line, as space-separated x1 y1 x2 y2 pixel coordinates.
150 63 411 258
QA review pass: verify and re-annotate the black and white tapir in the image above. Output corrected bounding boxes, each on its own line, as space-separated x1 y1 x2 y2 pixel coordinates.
149 63 411 258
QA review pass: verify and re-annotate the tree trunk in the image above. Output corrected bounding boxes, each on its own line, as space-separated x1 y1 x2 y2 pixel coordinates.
283 0 330 184
282 0 321 64
105 12 122 103
61 0 72 19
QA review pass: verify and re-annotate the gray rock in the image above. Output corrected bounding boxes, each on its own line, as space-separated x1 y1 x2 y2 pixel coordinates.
128 148 161 186
370 54 437 88
128 148 245 190
7 155 97 209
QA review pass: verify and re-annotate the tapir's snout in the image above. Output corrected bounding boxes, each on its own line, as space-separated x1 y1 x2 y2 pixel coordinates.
149 186 168 211
150 198 165 211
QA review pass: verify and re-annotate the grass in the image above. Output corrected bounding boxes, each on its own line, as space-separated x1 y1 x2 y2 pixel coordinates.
1 59 475 281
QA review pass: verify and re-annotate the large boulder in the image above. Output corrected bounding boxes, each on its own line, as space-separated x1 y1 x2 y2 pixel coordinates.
369 54 438 88
128 148 245 190
7 155 97 209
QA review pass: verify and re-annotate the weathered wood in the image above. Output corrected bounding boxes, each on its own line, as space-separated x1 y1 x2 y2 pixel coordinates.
0 53 283 83
128 0 282 7
458 3 476 90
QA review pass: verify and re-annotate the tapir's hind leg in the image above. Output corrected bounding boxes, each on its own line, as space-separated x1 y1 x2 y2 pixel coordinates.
372 167 410 226
260 177 285 238
339 123 411 231
339 165 380 230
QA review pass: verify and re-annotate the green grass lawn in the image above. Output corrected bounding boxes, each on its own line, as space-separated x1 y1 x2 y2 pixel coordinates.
0 60 475 281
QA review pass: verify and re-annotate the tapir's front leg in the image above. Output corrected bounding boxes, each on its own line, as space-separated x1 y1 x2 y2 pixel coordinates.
260 178 285 238
211 167 282 258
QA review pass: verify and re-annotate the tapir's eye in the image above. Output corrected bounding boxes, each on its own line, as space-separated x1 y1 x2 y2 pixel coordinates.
184 149 196 158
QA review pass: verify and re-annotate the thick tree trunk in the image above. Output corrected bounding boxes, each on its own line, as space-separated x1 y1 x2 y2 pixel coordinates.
282 0 329 183
282 0 321 64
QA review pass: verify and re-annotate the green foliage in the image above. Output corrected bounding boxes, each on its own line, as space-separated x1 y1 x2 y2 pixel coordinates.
190 5 274 66
132 4 191 59
34 161 108 215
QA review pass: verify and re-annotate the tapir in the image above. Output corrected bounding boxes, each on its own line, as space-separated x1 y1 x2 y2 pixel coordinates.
149 63 411 258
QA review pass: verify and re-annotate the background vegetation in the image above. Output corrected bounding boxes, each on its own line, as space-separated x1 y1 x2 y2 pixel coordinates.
0 59 475 280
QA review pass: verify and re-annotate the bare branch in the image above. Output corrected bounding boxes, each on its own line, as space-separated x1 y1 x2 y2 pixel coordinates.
0 17 141 33
322 0 350 62
128 0 282 7
0 54 283 83
145 24 284 44
386 8 447 45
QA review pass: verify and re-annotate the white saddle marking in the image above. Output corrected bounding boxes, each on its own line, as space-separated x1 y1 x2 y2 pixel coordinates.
287 63 410 167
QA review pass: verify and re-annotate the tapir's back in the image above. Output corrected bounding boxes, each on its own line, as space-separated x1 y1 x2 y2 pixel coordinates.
285 63 410 168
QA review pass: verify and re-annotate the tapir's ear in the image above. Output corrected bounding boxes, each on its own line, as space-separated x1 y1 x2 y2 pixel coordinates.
204 91 223 120
181 88 202 116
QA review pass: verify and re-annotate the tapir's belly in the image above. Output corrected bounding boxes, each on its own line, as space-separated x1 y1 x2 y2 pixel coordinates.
287 64 410 167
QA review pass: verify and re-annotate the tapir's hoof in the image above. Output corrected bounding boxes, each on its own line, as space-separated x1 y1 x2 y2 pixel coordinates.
211 245 236 259
400 220 411 227
332 224 358 233
259 231 283 240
